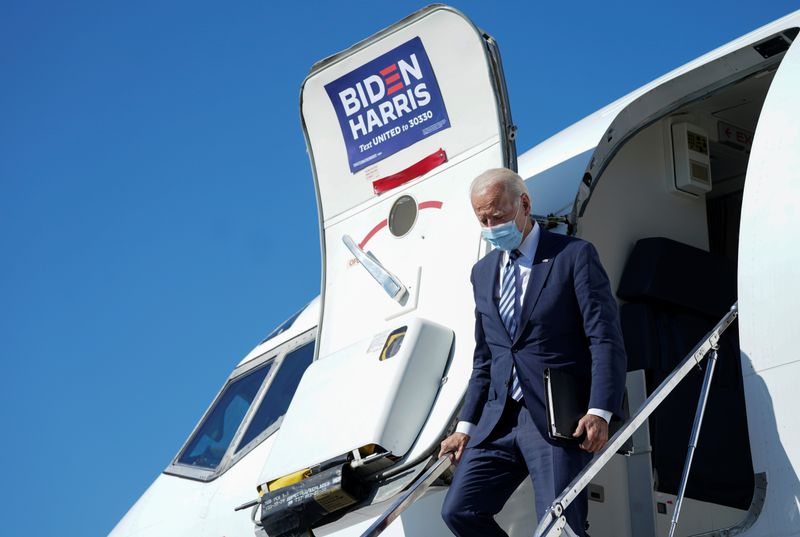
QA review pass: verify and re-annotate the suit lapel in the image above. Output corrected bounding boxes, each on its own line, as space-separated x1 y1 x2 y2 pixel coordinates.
513 229 557 345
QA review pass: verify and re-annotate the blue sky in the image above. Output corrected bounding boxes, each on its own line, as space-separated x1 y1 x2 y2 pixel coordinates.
1 1 797 534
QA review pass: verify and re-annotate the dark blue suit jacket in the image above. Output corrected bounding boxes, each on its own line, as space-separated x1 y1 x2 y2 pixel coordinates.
461 228 627 448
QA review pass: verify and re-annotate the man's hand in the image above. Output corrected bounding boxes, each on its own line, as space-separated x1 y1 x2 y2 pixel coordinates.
439 432 470 463
573 414 609 453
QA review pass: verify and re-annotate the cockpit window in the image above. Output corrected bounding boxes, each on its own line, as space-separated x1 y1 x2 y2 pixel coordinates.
177 361 273 469
236 341 315 452
261 308 303 343
166 325 316 481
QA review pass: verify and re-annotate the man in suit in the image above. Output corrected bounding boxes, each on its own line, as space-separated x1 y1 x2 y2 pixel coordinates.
439 168 627 536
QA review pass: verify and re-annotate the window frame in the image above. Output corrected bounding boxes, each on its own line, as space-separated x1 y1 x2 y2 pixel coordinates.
229 336 316 465
164 327 316 482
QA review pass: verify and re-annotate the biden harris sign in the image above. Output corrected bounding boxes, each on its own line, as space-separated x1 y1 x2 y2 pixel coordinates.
325 37 450 173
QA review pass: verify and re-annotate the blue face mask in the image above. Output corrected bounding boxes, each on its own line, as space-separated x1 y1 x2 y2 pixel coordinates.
481 203 523 251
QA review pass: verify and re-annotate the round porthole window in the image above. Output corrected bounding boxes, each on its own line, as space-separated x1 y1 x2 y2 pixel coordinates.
388 195 417 237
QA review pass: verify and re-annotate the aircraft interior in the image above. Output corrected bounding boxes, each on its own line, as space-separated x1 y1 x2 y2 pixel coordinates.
572 37 795 533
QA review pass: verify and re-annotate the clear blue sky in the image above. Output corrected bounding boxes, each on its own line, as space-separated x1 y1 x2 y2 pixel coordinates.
1 1 796 534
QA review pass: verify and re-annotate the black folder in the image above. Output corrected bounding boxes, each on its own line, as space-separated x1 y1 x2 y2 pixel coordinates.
543 368 629 442
543 368 591 441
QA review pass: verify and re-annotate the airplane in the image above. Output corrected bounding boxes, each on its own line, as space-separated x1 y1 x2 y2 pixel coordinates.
109 4 800 537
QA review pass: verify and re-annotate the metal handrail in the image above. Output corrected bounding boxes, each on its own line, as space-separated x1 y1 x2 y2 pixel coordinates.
359 455 453 537
533 302 739 537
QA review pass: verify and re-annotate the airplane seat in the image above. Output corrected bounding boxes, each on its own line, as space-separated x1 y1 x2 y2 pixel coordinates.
616 237 754 510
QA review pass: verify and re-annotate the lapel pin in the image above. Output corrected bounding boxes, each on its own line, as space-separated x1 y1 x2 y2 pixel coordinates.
542 258 551 263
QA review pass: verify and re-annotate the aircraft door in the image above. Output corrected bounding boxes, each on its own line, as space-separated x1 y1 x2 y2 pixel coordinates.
255 6 516 534
737 30 800 537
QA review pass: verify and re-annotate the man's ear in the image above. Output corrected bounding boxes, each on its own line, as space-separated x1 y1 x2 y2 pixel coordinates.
522 193 532 214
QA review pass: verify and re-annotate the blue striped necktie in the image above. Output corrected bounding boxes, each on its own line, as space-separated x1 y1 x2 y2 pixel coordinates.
499 249 524 401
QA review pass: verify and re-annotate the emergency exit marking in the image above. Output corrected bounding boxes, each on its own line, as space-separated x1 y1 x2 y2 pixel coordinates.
718 121 754 151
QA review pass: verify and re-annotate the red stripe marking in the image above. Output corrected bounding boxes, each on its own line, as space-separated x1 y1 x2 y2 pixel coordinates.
372 149 448 195
384 73 401 84
418 201 443 210
379 64 397 76
358 219 388 250
386 83 404 95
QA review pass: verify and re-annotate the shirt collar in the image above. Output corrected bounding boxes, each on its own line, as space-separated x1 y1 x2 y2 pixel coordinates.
502 219 540 263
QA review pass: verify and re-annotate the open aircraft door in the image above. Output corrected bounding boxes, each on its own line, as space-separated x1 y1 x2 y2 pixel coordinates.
254 6 516 536
736 33 800 537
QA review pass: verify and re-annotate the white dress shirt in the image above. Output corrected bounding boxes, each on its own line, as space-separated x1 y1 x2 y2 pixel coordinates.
457 221 611 437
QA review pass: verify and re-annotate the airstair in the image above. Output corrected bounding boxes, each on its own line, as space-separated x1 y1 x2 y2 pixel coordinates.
361 303 741 537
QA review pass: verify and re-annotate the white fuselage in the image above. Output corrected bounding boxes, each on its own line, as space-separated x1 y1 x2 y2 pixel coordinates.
110 6 800 537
